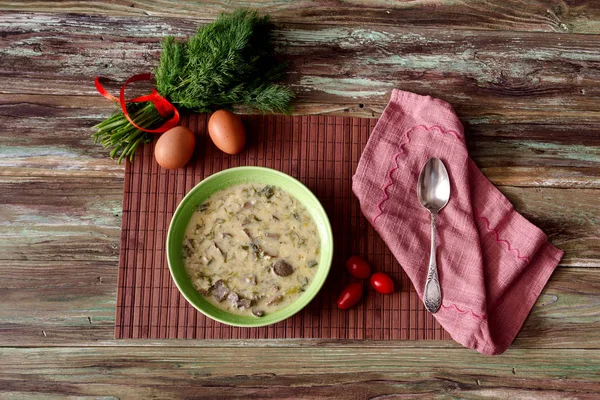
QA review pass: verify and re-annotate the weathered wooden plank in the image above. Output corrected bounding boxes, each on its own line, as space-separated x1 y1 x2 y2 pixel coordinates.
1 93 599 187
1 0 599 34
0 263 117 343
2 128 599 188
0 252 598 349
1 177 595 265
1 179 596 349
499 186 600 267
0 177 122 262
1 346 599 398
1 13 600 125
468 123 600 188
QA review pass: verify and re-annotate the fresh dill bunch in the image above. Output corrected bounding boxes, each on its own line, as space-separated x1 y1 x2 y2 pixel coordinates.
154 9 294 114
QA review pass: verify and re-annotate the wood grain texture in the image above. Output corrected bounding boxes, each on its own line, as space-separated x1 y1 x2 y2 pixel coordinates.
1 11 599 189
1 265 599 349
0 4 599 398
0 177 122 262
0 162 597 348
1 0 600 34
1 347 600 398
1 13 600 125
1 176 596 267
2 93 599 188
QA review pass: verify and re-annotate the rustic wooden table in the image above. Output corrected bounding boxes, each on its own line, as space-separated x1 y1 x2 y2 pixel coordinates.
1 1 599 398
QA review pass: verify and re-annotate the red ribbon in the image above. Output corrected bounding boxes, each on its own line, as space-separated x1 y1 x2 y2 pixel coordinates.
95 73 180 134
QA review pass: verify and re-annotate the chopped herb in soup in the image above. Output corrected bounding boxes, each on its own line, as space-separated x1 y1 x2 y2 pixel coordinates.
183 183 320 317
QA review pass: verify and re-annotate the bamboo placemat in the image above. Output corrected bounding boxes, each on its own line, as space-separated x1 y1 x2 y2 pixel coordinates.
116 113 451 340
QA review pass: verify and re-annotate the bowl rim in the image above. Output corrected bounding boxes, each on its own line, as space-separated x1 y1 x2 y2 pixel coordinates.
166 166 333 328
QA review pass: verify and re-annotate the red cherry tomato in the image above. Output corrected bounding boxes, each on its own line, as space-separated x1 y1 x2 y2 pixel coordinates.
370 272 394 294
337 283 363 309
345 255 371 279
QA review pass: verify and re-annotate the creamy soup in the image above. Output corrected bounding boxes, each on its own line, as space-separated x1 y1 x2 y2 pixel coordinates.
183 183 321 317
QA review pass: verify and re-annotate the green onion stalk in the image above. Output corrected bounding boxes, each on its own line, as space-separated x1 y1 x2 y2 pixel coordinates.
92 102 165 163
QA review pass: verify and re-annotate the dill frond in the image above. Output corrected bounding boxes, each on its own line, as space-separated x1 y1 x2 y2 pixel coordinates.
154 9 293 114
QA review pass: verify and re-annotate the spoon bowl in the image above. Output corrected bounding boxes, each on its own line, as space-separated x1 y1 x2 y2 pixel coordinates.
417 158 451 213
417 158 451 313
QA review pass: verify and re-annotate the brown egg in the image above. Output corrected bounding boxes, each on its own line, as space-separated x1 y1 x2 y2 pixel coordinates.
208 110 246 154
154 126 196 169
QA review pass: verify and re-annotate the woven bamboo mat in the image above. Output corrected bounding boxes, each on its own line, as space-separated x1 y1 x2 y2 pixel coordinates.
116 113 451 340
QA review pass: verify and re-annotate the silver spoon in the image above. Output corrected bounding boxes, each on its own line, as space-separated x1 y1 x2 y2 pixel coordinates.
417 158 451 313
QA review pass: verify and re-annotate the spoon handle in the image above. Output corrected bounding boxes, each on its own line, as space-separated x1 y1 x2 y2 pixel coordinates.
424 212 442 313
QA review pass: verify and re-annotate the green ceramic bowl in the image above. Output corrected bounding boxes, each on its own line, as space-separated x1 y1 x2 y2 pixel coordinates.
167 166 333 327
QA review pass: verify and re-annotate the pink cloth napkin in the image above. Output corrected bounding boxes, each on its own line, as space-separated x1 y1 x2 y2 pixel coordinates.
352 90 564 355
